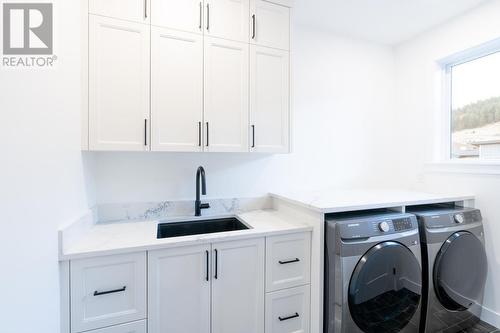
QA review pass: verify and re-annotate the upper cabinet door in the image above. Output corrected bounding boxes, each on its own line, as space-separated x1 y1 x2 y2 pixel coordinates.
206 0 249 42
89 15 150 151
250 45 289 153
151 27 204 152
250 0 290 50
148 245 211 333
151 0 204 34
89 0 150 24
212 238 265 333
204 37 249 152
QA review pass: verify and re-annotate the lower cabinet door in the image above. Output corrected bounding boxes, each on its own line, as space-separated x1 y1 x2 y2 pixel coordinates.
89 320 146 333
265 285 310 333
148 244 211 333
211 238 265 333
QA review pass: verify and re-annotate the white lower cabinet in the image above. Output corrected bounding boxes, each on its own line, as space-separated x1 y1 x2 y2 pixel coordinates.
212 238 265 333
87 320 146 333
70 253 147 333
265 285 310 333
67 232 310 333
148 238 264 333
148 244 211 333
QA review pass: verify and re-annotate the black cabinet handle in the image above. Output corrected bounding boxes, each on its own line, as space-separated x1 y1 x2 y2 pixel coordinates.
279 258 300 265
144 0 147 19
199 2 203 30
252 14 256 39
198 122 202 147
144 119 148 146
93 286 126 296
206 122 209 147
205 250 209 281
251 125 255 148
214 249 218 279
279 313 299 321
206 4 210 31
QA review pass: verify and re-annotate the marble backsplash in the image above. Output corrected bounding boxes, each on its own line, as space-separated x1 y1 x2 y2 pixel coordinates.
96 196 273 223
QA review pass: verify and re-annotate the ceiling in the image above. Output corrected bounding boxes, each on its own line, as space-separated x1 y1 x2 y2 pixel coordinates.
294 0 492 45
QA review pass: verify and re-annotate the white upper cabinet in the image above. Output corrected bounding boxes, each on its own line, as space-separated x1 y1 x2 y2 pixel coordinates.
89 0 150 24
148 245 211 333
89 15 150 151
250 0 290 50
205 0 250 42
85 0 292 153
212 238 265 333
151 0 204 34
204 37 249 152
250 45 290 153
151 27 204 151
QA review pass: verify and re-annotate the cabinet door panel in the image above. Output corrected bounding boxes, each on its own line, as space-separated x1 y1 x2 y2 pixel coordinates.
206 0 249 42
250 0 290 50
204 37 249 152
70 253 147 333
89 0 149 23
212 238 265 333
89 15 150 151
151 27 203 151
250 45 289 153
151 0 203 33
148 245 211 333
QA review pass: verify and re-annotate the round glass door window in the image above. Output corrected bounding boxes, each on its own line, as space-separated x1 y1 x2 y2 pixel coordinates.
434 231 487 311
348 241 422 333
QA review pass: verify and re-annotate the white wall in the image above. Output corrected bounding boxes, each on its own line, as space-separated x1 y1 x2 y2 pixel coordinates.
94 25 398 204
394 0 500 326
0 1 95 332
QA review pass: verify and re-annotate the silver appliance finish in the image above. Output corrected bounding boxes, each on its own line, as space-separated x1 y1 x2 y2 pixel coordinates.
325 212 422 333
410 207 487 333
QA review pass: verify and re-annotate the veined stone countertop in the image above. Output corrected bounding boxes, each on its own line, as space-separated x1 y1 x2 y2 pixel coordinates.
270 189 475 213
59 209 312 261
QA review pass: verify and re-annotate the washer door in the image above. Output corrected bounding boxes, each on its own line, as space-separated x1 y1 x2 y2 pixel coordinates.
348 241 422 333
434 231 487 311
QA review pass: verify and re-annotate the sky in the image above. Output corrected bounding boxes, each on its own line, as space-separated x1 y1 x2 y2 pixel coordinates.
452 50 500 109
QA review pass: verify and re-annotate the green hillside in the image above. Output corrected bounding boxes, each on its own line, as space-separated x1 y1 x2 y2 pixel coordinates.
452 96 500 132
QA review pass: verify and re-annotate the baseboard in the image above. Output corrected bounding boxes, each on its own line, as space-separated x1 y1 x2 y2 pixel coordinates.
481 305 500 328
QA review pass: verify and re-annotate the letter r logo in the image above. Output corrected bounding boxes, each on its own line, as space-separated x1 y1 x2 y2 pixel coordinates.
3 3 53 55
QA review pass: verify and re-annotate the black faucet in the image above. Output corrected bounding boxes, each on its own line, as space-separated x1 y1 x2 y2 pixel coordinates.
195 166 210 216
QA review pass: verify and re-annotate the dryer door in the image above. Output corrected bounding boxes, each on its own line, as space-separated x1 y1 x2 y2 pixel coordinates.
348 241 422 333
433 231 487 311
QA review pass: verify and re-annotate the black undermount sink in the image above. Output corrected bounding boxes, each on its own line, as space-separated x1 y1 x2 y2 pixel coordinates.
157 217 250 239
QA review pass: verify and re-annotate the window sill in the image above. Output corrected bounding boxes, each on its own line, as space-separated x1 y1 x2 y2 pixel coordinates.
425 160 500 175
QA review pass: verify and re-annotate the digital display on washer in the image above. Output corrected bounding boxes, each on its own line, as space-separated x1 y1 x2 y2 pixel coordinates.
393 218 413 231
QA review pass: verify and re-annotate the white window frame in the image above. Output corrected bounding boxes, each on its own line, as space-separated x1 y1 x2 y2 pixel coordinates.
437 38 500 164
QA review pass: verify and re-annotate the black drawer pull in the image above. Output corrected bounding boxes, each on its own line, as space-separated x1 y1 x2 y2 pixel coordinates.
279 258 300 265
279 312 299 321
93 286 126 296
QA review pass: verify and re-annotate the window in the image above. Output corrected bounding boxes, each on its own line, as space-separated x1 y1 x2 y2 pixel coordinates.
447 48 500 160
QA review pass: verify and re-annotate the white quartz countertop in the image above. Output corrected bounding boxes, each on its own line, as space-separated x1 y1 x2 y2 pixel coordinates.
60 209 312 261
270 189 475 213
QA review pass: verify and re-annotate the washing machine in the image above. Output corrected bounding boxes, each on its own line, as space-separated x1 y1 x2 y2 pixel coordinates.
324 211 422 333
408 206 488 332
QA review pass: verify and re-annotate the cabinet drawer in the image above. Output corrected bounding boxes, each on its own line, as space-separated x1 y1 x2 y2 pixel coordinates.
70 253 147 332
265 285 310 333
266 232 311 292
88 320 146 333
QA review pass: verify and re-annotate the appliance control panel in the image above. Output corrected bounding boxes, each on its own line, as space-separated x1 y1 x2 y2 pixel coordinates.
333 214 418 240
413 208 482 229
